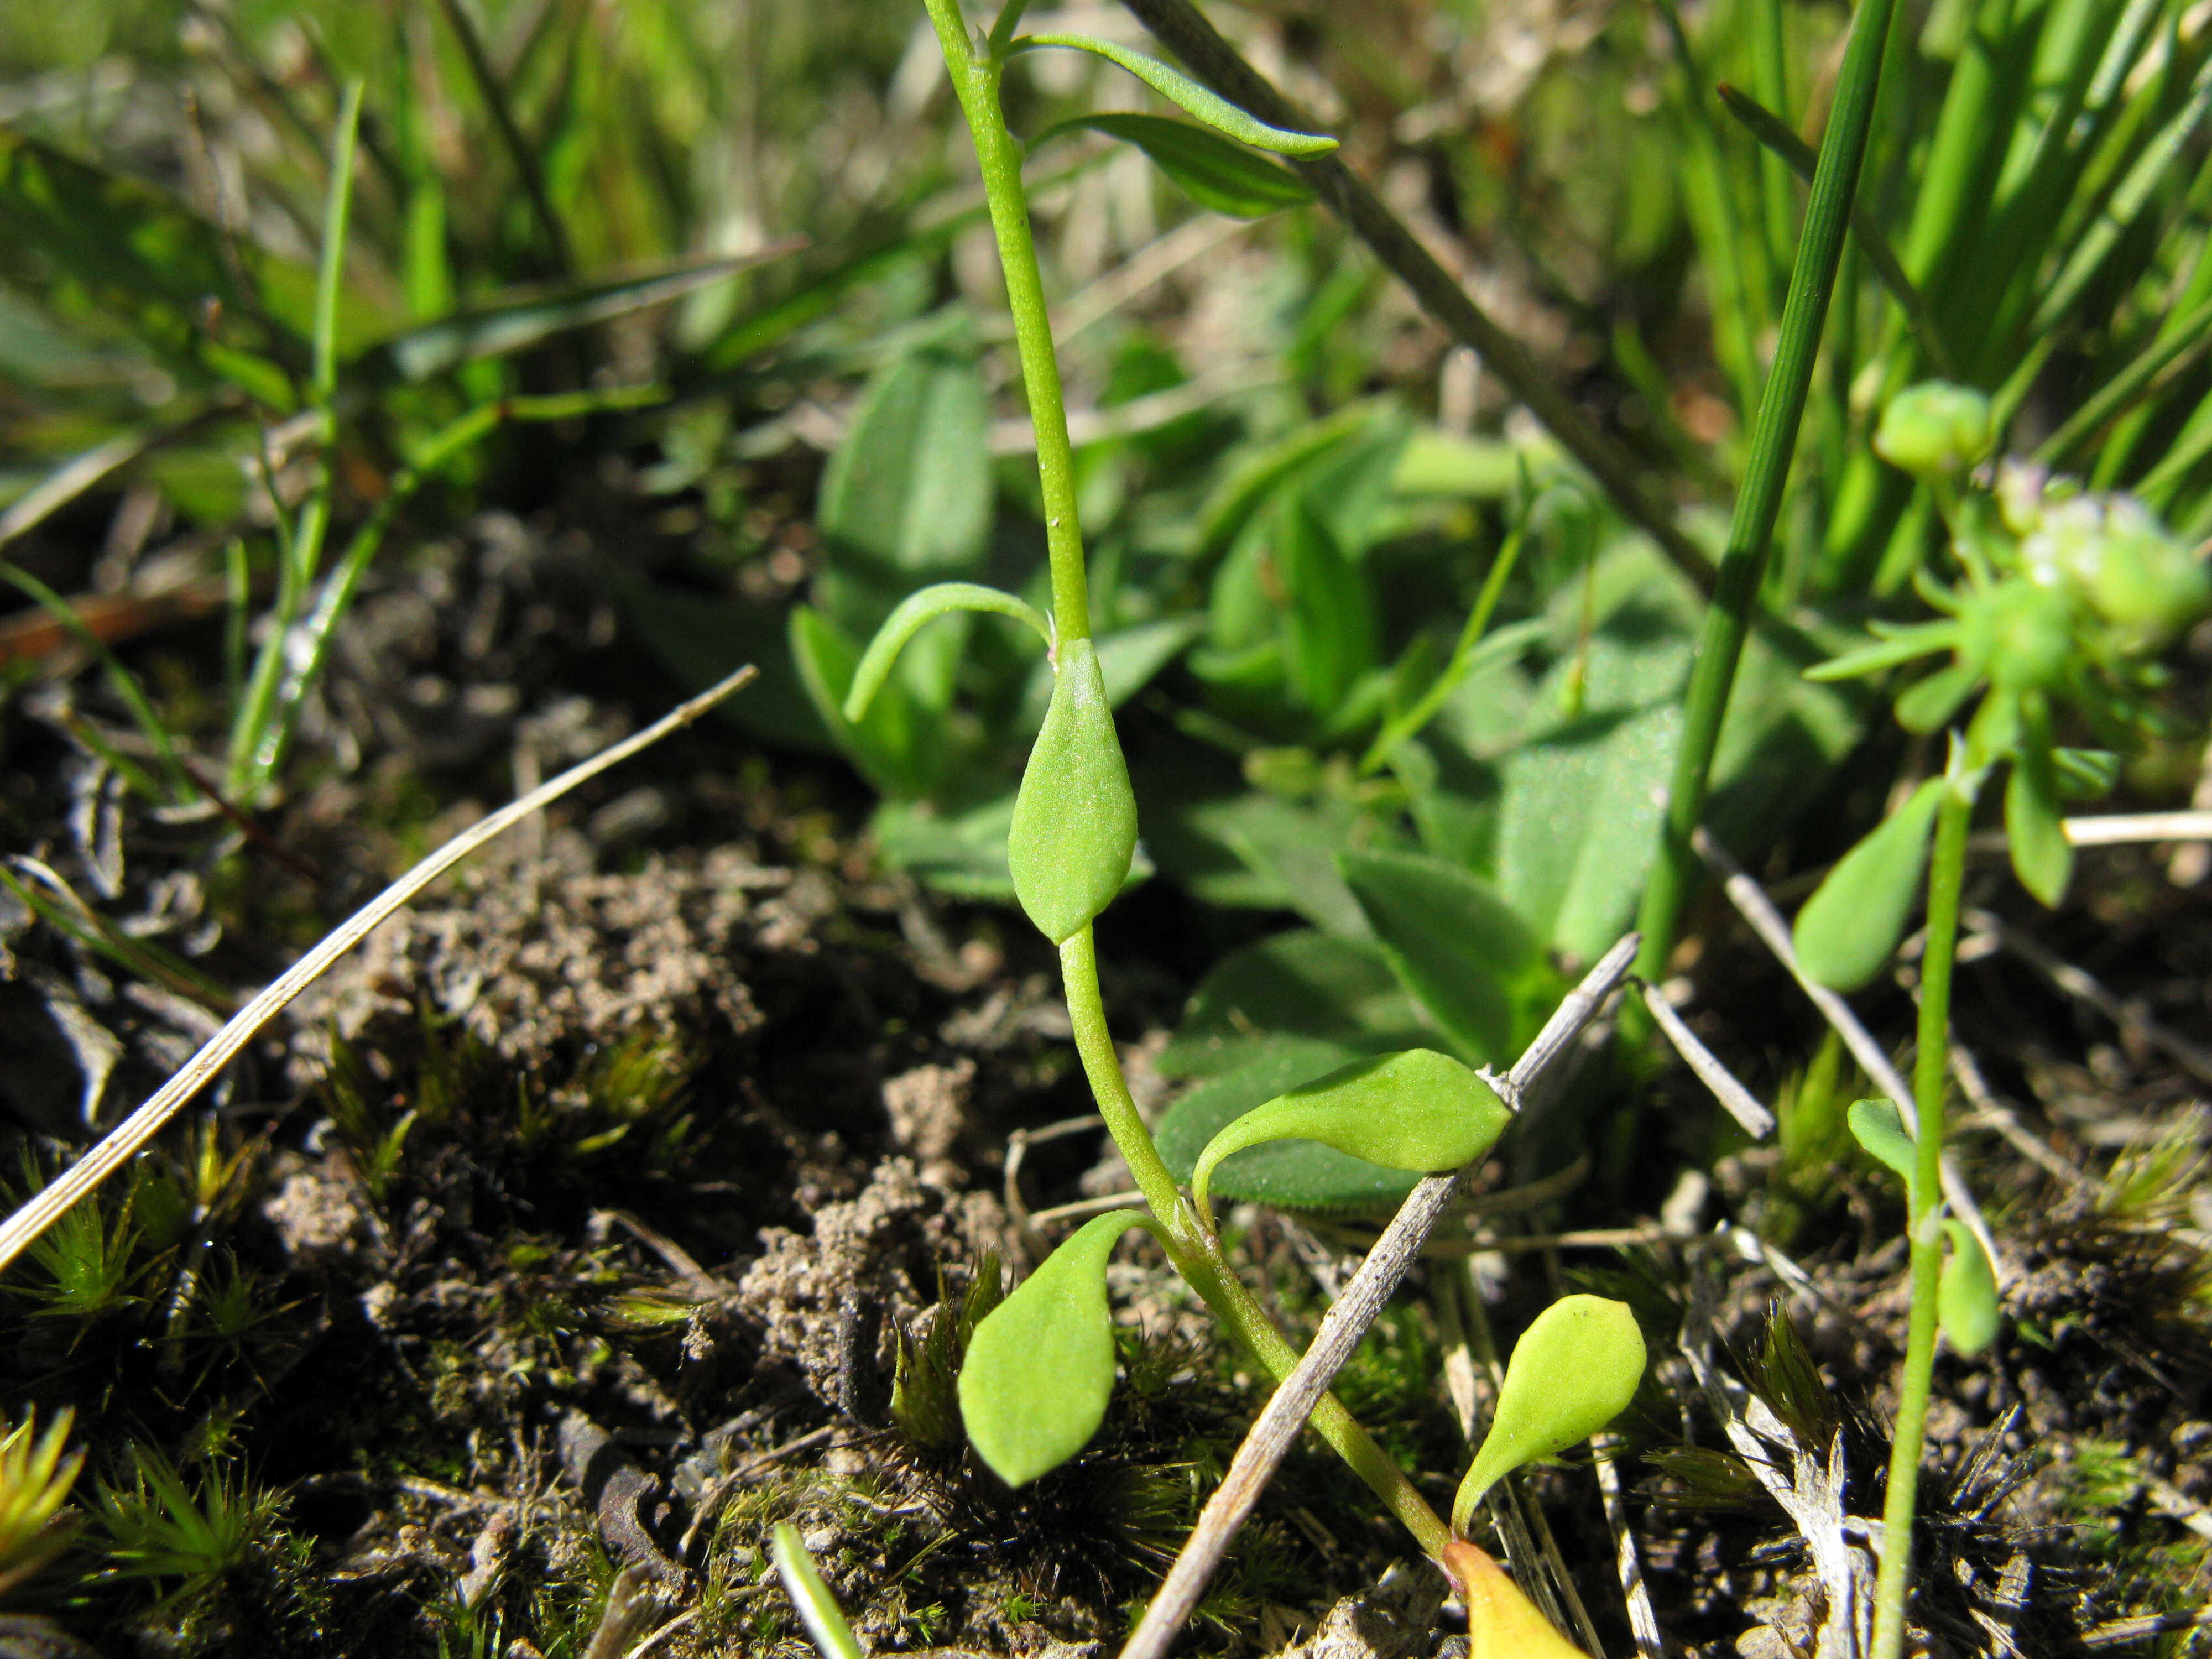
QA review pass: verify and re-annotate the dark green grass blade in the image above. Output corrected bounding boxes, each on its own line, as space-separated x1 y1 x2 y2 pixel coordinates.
1716 81 1952 375
1633 0 1906 983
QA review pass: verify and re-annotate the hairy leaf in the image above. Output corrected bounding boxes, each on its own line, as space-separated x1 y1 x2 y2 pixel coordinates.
1339 849 1540 1062
1008 639 1138 942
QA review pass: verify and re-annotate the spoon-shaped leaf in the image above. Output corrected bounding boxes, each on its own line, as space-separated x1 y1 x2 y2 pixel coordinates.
1847 1098 1919 1200
844 582 1052 722
959 1209 1156 1486
1452 1295 1644 1536
2005 695 2071 906
1007 638 1139 943
1442 1538 1590 1659
1010 35 1338 155
1792 778 1945 990
1190 1048 1509 1230
1939 1219 2000 1355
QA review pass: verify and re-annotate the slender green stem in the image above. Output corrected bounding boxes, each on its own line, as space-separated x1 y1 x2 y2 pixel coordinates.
1870 781 1972 1659
1632 0 1901 986
1059 928 1449 1558
921 0 1091 643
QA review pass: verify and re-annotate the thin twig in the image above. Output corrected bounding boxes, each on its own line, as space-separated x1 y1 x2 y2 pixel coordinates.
1948 1044 2088 1190
1964 906 2212 1084
1692 829 2006 1283
1112 0 1717 596
1118 934 1641 1659
1593 1434 1665 1659
1639 981 1777 1137
0 666 758 1277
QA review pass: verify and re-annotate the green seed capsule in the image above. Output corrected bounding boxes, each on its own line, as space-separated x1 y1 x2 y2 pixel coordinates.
1874 382 1992 480
1006 638 1139 943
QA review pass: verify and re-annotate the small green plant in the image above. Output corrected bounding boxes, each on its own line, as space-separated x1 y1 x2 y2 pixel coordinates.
0 1407 84 1599
827 12 1663 1634
91 1444 281 1611
1792 379 2211 1659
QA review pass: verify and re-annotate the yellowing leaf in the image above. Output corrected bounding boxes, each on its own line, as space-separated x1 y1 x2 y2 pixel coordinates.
1443 1539 1589 1659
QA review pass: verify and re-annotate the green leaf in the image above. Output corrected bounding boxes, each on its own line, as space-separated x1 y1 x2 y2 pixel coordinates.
2006 697 2072 906
1846 1099 1918 1196
789 604 932 797
1156 1042 1423 1215
819 349 992 575
1497 609 1691 961
1938 1219 2000 1355
1033 114 1314 216
1202 794 1371 939
1020 616 1207 724
959 1210 1157 1485
1190 1049 1509 1229
770 1523 866 1659
1451 1296 1645 1534
2052 748 2119 802
1008 639 1139 942
1893 660 1981 734
0 130 307 401
873 794 1155 904
1013 36 1339 155
846 582 1052 721
1804 623 1958 681
1340 849 1542 1064
1279 495 1376 711
1792 779 1945 991
1157 928 1427 1078
359 254 784 383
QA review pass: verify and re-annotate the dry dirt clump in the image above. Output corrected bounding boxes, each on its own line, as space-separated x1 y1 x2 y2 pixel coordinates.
284 830 812 1080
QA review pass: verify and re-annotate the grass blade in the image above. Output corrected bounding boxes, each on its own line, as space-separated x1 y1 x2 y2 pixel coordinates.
1634 0 1906 982
1717 81 1953 375
2034 293 2212 463
431 0 575 274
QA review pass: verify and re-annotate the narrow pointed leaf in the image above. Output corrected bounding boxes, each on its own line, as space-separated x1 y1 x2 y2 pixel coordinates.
1847 1099 1918 1196
1443 1540 1590 1659
1280 495 1375 710
1014 35 1338 155
1190 1048 1509 1228
1892 661 1981 733
1792 778 1945 990
2006 699 2071 906
846 582 1052 721
1939 1219 2000 1355
959 1211 1155 1485
1032 114 1314 216
1008 639 1139 943
1452 1296 1645 1534
770 1523 866 1659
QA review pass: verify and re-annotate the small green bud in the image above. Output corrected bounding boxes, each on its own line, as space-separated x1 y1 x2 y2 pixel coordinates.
1874 382 1993 480
1007 638 1139 944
